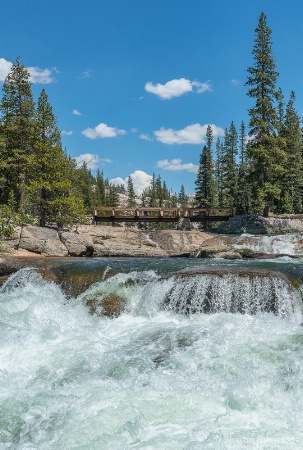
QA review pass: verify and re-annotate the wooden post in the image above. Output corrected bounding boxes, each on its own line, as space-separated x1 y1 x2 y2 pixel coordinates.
263 205 269 217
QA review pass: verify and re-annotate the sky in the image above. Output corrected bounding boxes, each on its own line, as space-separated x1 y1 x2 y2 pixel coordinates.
1 0 303 196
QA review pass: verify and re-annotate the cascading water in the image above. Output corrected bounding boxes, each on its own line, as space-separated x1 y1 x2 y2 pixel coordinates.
1 260 303 449
162 273 300 316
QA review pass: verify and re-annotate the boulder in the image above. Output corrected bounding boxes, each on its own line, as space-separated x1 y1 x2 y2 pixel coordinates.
19 225 68 256
74 225 168 257
150 230 211 256
59 231 94 256
85 293 125 317
218 214 303 235
1 226 22 251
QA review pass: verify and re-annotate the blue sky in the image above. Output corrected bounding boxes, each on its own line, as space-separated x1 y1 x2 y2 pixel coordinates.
1 0 303 195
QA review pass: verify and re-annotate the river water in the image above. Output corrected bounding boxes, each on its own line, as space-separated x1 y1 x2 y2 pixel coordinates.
1 257 303 449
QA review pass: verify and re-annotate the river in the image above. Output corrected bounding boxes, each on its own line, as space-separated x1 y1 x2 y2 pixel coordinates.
1 257 303 449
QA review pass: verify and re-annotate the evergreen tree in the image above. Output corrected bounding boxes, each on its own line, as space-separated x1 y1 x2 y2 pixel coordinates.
246 12 286 211
149 173 157 207
155 174 163 206
195 126 217 206
0 57 35 209
215 138 224 207
127 176 136 207
107 183 120 207
141 187 149 207
95 168 106 205
75 161 95 213
195 145 216 206
280 91 303 213
221 122 238 206
27 89 85 226
162 180 169 204
276 87 285 132
178 184 188 208
236 121 251 214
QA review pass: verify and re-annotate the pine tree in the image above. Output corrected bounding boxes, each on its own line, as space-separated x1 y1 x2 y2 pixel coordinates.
75 161 95 213
236 121 251 214
246 12 286 211
0 57 35 209
195 125 217 206
149 173 157 207
107 183 120 207
27 89 85 226
215 138 224 206
155 174 163 206
221 122 238 206
280 91 303 213
178 184 188 208
127 175 136 207
96 169 106 205
195 145 216 206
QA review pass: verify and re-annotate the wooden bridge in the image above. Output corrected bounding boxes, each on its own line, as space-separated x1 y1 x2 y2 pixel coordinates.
94 207 236 223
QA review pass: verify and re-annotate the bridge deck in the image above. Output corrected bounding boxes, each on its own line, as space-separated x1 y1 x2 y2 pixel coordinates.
94 207 235 223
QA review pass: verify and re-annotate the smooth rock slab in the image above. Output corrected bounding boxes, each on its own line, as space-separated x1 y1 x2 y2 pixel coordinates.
19 225 68 256
59 231 94 256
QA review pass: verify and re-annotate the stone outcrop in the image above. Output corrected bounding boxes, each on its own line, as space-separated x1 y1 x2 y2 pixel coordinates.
58 231 94 257
19 225 68 256
149 230 210 256
217 214 303 235
2 214 303 260
76 225 168 257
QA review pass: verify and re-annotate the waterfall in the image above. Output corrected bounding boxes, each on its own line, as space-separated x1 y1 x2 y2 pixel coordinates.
162 273 301 316
1 263 303 448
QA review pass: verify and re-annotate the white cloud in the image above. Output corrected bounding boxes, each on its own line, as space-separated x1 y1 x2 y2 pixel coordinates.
154 123 224 145
145 78 211 100
231 79 240 86
100 158 112 163
61 130 73 136
72 109 82 116
157 159 198 173
139 133 153 142
27 66 54 84
75 153 100 170
0 58 12 81
0 57 56 84
82 123 127 139
110 177 125 186
131 128 138 133
192 81 212 93
81 69 92 78
130 170 152 195
110 170 152 195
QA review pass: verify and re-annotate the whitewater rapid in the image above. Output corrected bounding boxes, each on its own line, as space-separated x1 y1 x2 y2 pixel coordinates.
1 265 303 449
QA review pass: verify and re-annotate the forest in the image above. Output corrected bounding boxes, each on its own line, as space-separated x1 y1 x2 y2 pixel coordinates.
0 12 302 235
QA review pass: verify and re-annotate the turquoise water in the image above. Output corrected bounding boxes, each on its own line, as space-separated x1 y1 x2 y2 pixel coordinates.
1 258 303 449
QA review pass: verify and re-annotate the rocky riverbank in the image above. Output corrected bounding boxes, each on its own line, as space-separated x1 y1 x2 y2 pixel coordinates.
1 214 303 283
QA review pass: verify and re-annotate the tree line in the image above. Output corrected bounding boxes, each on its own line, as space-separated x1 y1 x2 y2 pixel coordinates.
194 12 303 215
0 60 185 232
1 12 301 234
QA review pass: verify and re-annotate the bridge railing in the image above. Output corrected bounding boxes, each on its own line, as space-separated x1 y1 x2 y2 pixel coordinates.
93 206 235 222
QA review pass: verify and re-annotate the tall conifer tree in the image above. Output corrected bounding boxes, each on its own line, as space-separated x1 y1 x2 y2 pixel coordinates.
127 176 136 207
28 89 85 226
0 57 35 209
280 91 303 213
246 12 286 211
221 122 238 206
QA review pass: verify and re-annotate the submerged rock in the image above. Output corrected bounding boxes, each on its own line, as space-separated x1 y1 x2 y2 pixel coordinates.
85 293 125 317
